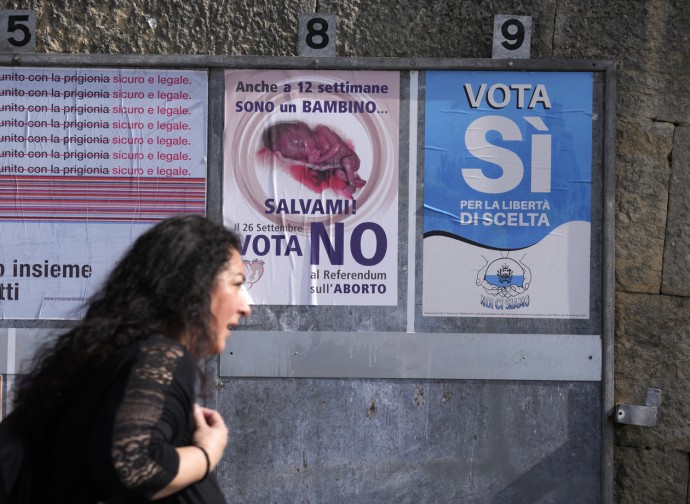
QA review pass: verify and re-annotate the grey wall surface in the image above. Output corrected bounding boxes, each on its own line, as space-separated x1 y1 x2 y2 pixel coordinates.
216 379 601 503
1 0 689 502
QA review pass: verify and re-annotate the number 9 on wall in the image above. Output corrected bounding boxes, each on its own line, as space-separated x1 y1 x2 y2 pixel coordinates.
0 10 36 52
298 13 336 57
492 14 532 59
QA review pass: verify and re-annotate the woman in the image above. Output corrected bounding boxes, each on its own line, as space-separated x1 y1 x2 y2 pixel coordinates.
1 215 251 503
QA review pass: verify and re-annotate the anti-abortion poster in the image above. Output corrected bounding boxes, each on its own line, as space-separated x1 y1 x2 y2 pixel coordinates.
223 70 399 305
0 67 207 319
423 71 593 318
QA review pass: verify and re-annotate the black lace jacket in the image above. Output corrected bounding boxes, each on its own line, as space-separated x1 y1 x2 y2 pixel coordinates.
10 335 226 504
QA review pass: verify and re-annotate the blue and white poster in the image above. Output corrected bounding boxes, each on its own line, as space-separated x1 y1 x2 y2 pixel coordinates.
423 71 593 318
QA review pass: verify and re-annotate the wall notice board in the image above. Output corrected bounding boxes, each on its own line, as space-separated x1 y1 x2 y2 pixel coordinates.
0 55 614 386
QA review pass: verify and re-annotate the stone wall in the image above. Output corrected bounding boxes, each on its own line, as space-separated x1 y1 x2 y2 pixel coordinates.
2 0 690 501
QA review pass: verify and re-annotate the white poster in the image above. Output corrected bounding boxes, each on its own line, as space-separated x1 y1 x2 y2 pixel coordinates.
223 70 400 306
0 67 208 319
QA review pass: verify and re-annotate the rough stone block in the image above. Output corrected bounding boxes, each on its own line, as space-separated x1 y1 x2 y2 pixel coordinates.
615 292 690 450
615 119 673 293
35 0 313 55
662 126 690 296
323 0 492 58
553 1 690 122
614 446 688 504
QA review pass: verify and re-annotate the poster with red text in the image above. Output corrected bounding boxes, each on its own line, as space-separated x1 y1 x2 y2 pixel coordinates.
0 67 207 319
223 70 399 305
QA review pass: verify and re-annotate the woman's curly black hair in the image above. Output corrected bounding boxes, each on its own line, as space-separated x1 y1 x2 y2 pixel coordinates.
13 214 241 421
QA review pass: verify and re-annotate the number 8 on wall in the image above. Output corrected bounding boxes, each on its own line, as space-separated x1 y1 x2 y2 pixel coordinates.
298 13 336 57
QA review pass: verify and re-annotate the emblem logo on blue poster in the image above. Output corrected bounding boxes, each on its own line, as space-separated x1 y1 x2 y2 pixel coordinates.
477 253 531 311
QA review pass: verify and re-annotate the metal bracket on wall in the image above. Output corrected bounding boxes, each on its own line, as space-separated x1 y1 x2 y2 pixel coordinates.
615 388 661 427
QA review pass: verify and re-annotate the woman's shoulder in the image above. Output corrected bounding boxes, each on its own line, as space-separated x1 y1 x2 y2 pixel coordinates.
115 334 190 361
137 335 191 358
126 335 196 383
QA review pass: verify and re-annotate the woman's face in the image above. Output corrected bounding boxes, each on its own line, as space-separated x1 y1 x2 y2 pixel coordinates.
209 250 251 354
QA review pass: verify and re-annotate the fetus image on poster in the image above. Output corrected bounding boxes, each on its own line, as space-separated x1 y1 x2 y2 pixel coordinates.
261 121 365 197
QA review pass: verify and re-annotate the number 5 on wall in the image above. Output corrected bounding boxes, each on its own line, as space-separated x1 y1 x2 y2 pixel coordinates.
0 10 36 52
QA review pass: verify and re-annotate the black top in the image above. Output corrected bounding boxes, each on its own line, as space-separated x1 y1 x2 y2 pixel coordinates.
4 336 226 504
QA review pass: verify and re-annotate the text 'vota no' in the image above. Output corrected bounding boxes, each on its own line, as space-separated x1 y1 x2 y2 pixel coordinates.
241 222 387 267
